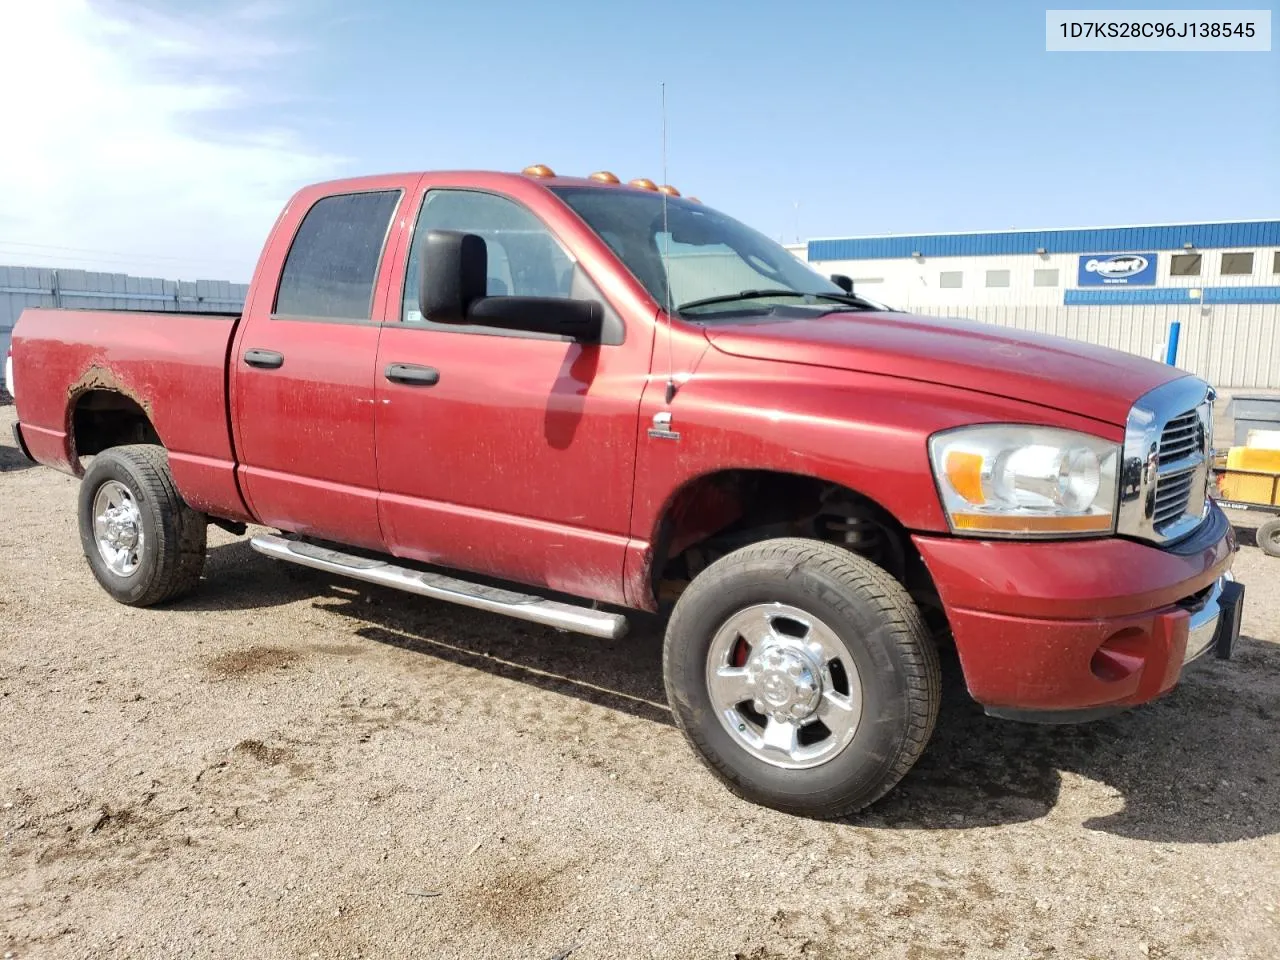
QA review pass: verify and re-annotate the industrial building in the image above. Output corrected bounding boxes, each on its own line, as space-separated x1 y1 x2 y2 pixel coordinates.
795 220 1280 389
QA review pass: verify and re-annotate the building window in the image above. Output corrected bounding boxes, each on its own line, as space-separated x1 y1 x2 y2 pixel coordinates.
939 271 962 288
1033 269 1059 287
1170 253 1202 276
1274 250 1280 274
1221 252 1254 275
985 270 1010 288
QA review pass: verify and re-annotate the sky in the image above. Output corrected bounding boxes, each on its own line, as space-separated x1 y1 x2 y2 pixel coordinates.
0 0 1276 282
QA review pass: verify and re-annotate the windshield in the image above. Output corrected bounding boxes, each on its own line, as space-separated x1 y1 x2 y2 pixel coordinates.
551 187 857 318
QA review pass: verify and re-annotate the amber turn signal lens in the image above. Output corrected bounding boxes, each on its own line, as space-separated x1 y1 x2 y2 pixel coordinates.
943 450 986 505
628 178 658 191
950 513 1113 534
589 170 620 183
521 164 556 178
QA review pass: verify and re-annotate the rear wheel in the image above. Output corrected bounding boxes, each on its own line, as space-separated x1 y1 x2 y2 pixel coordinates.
1258 516 1280 558
663 538 940 817
78 445 207 606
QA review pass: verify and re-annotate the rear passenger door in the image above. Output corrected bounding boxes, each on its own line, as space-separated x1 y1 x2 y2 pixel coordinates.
231 182 410 550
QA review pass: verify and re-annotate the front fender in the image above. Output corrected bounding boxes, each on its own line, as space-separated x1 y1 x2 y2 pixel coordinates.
623 351 1124 607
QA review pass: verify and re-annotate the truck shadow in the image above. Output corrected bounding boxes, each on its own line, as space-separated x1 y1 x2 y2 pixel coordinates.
867 643 1280 843
184 539 1280 843
0 440 36 472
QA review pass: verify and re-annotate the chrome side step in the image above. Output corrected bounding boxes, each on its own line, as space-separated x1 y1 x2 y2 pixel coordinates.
249 533 629 640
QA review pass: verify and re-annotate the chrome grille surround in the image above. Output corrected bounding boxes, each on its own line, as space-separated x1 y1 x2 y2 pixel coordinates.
1117 377 1214 546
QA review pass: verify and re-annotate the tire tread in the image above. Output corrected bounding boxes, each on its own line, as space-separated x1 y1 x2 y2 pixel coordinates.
80 444 207 606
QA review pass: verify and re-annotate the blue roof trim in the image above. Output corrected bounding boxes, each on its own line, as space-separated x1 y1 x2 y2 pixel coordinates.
1064 286 1280 306
809 221 1280 261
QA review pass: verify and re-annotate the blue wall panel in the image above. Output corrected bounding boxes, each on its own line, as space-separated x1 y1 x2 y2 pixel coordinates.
809 221 1280 261
1064 286 1280 306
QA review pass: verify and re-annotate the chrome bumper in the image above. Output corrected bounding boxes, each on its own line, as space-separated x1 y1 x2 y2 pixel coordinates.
1184 572 1234 664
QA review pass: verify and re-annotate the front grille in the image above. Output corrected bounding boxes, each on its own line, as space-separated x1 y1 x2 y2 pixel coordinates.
1158 410 1202 461
1152 410 1204 531
1118 379 1215 546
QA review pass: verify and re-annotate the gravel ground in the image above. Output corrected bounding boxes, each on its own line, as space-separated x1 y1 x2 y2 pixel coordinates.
2 402 1278 960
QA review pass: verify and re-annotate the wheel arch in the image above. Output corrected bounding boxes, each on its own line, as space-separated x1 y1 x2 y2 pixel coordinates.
643 467 945 633
68 388 163 473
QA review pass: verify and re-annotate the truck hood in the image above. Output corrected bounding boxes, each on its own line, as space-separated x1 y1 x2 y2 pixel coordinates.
703 310 1185 425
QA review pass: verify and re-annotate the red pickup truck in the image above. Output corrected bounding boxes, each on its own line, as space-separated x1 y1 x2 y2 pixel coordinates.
10 167 1244 817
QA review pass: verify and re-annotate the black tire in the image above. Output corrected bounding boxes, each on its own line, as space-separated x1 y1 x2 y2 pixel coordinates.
663 538 940 818
78 445 207 606
1258 517 1280 558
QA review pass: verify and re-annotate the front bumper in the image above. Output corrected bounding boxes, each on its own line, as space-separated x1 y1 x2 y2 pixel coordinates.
914 501 1239 716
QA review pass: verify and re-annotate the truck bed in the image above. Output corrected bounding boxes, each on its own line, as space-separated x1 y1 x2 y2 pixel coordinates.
11 307 251 520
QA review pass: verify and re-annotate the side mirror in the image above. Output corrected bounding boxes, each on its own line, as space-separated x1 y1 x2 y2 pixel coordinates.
831 274 853 294
469 297 603 342
419 229 604 342
420 230 487 324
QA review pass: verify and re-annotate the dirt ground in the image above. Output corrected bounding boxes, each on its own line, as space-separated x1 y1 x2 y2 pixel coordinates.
2 402 1278 960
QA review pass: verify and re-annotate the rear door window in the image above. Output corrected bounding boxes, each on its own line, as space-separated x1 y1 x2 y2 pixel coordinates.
275 190 401 321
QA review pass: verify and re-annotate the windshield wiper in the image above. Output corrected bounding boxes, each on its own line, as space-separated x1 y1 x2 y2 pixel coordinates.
676 289 875 313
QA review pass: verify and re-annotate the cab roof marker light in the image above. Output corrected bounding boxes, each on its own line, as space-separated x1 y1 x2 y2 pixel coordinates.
589 171 620 184
658 184 681 196
628 178 658 191
521 164 556 178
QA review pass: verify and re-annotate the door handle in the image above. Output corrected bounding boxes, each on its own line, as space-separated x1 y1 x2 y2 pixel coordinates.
244 348 285 369
385 363 440 386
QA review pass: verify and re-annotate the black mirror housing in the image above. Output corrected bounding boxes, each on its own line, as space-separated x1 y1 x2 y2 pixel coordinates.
831 274 853 294
418 229 604 342
468 297 603 342
420 230 487 324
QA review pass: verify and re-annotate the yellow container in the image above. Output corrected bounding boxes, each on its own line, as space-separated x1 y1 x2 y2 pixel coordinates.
1218 446 1280 505
1226 445 1280 472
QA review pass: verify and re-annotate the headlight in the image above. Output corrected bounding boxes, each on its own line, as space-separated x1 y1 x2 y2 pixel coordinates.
928 425 1120 538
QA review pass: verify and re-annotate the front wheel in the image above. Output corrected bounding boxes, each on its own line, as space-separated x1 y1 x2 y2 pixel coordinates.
78 445 207 606
663 538 940 818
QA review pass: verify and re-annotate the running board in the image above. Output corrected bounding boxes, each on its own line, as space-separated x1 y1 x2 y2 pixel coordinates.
249 534 629 640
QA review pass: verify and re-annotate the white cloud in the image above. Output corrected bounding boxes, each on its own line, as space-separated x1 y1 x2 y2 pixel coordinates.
0 0 344 281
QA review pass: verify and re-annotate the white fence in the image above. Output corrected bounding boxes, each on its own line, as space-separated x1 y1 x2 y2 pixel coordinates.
878 301 1279 390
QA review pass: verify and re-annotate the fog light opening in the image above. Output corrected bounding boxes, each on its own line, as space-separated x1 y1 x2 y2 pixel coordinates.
1091 627 1148 683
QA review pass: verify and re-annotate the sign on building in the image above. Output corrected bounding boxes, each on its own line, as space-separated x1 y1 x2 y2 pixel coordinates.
1077 253 1158 286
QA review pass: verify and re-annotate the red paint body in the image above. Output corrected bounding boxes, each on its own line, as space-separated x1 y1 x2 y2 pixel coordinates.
10 171 1235 715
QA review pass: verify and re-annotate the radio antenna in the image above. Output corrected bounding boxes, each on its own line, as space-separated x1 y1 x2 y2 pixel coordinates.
661 81 677 404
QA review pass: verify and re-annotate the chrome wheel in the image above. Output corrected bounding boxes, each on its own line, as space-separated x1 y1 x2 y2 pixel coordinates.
705 602 863 770
92 480 144 577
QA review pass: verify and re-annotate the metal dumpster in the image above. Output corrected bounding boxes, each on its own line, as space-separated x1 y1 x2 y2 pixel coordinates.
1228 394 1280 446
